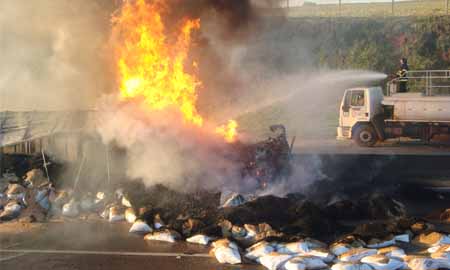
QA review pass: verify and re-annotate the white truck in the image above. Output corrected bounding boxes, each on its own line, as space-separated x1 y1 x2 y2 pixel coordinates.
337 70 450 146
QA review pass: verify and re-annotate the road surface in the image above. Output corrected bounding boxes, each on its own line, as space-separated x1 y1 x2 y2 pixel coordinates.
0 221 263 270
294 139 450 156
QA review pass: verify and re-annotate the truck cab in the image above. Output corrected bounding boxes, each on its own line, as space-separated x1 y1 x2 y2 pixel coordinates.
337 87 384 146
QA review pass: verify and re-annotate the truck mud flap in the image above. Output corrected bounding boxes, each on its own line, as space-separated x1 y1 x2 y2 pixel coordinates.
371 114 385 141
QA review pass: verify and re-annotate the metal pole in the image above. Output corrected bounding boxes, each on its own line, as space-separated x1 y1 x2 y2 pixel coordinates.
41 148 50 182
105 145 111 187
339 0 342 16
73 154 85 191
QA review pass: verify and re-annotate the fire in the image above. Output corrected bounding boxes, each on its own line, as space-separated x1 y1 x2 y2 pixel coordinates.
112 0 237 142
215 120 238 143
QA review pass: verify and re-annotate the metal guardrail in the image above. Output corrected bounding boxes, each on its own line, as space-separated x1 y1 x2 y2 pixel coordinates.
387 70 450 96
0 111 97 148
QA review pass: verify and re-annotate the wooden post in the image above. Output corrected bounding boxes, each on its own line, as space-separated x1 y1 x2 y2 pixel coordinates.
0 147 3 176
392 0 394 15
0 113 3 175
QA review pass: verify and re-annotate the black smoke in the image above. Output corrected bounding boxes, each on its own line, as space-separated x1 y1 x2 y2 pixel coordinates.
160 0 258 40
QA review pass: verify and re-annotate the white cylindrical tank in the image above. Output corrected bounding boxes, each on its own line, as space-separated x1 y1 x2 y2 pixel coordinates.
382 93 450 122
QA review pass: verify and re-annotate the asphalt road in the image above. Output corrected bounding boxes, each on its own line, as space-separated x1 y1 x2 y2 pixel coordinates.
0 252 261 270
0 221 263 270
294 139 450 156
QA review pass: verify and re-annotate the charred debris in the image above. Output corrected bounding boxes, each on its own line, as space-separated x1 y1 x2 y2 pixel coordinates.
2 125 450 270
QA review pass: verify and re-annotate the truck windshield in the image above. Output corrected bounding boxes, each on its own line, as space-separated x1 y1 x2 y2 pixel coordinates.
351 90 365 106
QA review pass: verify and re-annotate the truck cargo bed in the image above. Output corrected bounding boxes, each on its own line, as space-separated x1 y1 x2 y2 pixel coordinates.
382 93 450 122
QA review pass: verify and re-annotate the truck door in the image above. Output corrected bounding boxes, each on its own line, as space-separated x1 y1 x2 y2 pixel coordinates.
341 90 368 128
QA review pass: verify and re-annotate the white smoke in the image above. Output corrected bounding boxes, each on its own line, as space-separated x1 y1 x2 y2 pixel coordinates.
0 0 113 111
95 96 260 193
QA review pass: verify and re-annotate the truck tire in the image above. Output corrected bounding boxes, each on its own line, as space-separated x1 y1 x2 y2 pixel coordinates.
353 124 377 147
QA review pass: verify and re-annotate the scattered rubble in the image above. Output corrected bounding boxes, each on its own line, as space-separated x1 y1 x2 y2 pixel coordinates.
331 262 373 270
62 199 79 217
0 200 22 221
129 220 152 234
360 254 405 270
377 246 406 260
210 239 242 265
125 208 136 223
153 213 165 229
144 229 181 243
326 193 407 221
339 248 378 263
287 255 328 269
259 252 294 270
440 209 450 223
186 234 212 245
80 194 95 212
3 155 450 270
220 192 246 208
245 241 275 260
414 231 450 246
108 206 125 222
405 256 450 270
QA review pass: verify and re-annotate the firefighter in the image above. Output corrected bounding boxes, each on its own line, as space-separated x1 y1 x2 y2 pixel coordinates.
396 58 409 93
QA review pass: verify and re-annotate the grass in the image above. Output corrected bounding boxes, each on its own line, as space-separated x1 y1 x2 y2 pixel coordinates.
236 101 339 141
271 0 449 17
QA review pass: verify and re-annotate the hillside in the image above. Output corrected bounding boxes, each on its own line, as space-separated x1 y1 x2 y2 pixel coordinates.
234 16 450 140
277 0 448 17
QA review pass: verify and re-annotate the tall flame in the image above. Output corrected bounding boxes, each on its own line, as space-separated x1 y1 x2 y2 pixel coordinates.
112 0 202 126
112 0 237 141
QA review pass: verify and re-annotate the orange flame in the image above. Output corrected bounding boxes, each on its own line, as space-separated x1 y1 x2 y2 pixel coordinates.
215 120 238 143
112 0 237 142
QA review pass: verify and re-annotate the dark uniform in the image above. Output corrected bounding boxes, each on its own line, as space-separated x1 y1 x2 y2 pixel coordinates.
396 58 409 93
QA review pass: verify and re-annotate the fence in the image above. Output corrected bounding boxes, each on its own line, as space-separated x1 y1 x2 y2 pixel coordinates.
276 0 450 17
387 70 450 96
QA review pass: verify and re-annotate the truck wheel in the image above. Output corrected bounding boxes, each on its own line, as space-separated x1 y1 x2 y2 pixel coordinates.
353 125 377 147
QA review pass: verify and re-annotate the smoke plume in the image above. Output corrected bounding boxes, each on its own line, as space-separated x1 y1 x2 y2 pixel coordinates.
95 0 387 196
96 98 259 193
1 0 388 196
0 0 116 111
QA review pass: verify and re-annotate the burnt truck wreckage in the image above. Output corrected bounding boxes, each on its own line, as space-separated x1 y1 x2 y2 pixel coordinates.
0 124 296 225
1 124 293 192
237 125 294 188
